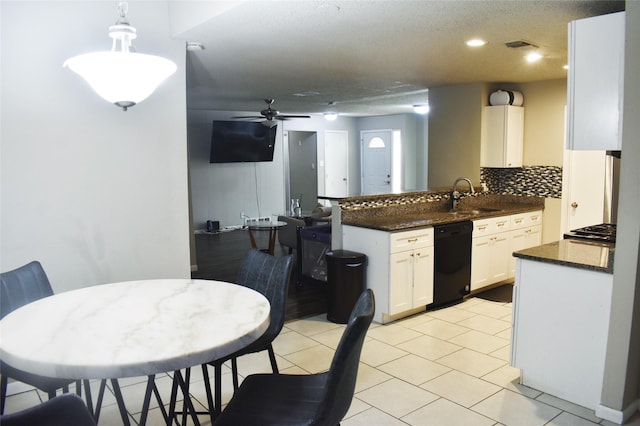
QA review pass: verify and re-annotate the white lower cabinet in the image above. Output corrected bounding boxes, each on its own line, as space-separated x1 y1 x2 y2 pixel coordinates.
471 216 510 291
509 210 543 278
343 225 434 323
472 210 543 291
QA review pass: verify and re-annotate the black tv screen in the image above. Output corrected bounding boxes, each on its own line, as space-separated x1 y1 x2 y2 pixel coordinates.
209 121 277 163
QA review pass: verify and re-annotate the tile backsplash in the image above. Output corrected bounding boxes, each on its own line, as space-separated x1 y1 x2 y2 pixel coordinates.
481 166 562 199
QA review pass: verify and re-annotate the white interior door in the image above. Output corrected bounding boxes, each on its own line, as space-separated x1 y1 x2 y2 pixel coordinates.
361 130 392 195
324 130 349 197
561 149 606 234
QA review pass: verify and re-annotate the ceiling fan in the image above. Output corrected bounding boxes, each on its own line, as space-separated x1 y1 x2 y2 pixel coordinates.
233 99 310 127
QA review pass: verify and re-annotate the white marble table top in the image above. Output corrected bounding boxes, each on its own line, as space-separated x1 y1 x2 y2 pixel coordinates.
0 279 270 380
247 220 287 230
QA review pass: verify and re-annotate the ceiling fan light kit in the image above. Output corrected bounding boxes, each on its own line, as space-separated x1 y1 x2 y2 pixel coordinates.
64 1 177 111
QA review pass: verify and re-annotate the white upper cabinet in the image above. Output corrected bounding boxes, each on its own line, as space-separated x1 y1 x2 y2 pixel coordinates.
567 12 625 151
481 105 524 168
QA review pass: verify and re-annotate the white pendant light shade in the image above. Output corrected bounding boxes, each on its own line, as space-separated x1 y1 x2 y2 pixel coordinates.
64 1 177 111
64 52 176 110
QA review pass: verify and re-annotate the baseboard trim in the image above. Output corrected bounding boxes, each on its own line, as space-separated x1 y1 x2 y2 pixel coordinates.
596 399 639 424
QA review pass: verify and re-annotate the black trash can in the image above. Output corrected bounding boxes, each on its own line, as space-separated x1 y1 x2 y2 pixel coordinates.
325 250 367 324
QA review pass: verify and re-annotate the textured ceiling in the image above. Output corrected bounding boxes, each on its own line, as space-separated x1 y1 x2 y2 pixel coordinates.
174 0 624 117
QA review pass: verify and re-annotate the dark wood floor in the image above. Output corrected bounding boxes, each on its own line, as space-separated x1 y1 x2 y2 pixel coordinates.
191 229 328 321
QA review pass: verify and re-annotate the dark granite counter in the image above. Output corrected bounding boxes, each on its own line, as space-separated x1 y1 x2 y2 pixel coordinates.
513 240 614 274
340 193 544 232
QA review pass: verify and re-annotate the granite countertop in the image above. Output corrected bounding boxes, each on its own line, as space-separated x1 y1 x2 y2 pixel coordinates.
513 240 615 274
342 203 543 232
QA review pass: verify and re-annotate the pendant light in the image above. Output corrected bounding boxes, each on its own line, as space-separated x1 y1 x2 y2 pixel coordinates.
64 1 177 111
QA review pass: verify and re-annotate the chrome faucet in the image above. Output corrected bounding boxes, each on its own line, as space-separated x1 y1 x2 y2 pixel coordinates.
451 177 475 210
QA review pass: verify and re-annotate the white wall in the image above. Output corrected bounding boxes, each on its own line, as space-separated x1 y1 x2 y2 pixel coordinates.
188 111 359 228
0 2 191 292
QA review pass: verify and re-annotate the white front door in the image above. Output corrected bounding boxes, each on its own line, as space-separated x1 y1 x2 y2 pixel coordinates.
361 130 392 195
324 130 349 197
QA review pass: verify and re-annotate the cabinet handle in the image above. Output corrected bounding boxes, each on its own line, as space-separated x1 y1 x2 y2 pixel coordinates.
571 202 578 208
407 238 418 243
478 226 487 230
515 219 523 224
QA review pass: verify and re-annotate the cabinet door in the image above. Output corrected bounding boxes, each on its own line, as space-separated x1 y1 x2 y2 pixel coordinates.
509 226 542 278
471 235 492 291
491 233 510 283
481 106 523 167
412 246 434 307
567 12 625 150
389 251 413 315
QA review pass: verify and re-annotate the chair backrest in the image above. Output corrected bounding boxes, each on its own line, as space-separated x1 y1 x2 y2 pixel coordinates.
313 289 375 425
0 394 96 426
277 216 305 250
236 249 293 341
0 261 54 319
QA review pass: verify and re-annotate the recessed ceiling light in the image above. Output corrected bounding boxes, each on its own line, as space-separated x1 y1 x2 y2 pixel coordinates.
324 112 338 121
526 52 543 62
466 39 487 47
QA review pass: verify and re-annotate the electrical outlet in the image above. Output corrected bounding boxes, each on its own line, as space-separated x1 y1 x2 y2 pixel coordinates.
258 217 270 222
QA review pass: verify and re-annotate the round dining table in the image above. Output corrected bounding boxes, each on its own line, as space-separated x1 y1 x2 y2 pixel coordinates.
0 279 270 425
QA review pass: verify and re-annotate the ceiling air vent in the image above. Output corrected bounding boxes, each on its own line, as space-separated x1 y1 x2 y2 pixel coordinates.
505 40 538 49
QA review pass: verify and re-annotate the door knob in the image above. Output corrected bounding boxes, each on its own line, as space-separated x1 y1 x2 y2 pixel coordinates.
571 202 578 208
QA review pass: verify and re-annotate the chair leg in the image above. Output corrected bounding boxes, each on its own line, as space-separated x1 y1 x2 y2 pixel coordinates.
214 362 223 418
268 344 279 374
231 358 239 390
201 364 216 425
1 375 8 415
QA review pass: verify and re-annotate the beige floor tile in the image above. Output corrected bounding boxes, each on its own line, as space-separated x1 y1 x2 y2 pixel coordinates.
377 354 450 385
309 326 348 348
545 411 600 425
343 396 371 419
354 362 393 393
495 328 513 340
366 322 423 345
342 406 408 426
283 344 335 373
436 348 507 377
285 314 343 336
402 397 496 426
489 344 512 361
426 306 477 323
397 335 462 360
409 318 469 340
456 314 512 335
1 389 42 415
420 370 501 408
447 330 509 354
464 301 513 319
472 389 562 426
535 393 601 423
394 312 435 329
481 365 543 399
360 339 408 367
356 378 438 418
272 330 320 355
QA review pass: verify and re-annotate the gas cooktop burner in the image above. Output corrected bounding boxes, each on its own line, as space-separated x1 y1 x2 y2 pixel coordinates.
565 223 617 243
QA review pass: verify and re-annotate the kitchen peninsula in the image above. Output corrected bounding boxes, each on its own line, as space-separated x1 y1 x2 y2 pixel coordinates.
511 239 615 411
336 190 544 323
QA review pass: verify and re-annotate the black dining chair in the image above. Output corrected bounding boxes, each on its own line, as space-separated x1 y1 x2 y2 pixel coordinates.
277 215 306 254
0 261 81 414
0 393 96 426
213 289 375 426
174 249 293 423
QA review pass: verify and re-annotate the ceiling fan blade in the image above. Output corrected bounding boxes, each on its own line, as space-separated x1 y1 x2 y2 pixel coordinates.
276 114 311 119
231 115 264 119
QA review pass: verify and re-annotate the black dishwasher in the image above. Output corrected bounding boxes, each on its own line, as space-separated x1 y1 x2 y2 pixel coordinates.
433 221 473 306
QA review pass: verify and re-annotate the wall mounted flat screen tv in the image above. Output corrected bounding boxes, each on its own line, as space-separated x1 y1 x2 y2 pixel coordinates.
209 121 277 163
